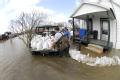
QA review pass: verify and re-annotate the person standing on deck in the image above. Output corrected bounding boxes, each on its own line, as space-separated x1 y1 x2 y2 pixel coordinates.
64 27 71 41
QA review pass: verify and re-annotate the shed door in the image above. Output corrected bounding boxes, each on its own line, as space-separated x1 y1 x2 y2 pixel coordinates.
100 18 110 41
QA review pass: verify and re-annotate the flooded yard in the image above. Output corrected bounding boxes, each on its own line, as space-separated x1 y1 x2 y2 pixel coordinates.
0 38 120 80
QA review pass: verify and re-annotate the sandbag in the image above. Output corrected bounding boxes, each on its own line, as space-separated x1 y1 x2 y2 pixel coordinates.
36 41 43 50
42 42 49 49
31 35 55 50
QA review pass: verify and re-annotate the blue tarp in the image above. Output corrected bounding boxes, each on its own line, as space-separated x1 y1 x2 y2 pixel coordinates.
79 29 87 39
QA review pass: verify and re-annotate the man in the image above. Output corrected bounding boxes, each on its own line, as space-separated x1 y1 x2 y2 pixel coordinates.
51 27 62 50
54 27 63 42
52 27 70 56
64 27 71 41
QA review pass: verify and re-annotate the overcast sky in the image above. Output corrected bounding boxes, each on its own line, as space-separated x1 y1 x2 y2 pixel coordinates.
0 0 80 34
0 0 120 34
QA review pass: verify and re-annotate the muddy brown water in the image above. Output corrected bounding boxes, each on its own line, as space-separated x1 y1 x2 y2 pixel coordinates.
0 38 120 80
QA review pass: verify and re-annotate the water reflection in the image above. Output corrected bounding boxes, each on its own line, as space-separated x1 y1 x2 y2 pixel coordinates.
0 38 120 80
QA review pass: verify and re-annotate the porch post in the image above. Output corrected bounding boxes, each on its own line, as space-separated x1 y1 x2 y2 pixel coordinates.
86 15 89 42
107 21 110 47
72 17 75 42
107 11 110 47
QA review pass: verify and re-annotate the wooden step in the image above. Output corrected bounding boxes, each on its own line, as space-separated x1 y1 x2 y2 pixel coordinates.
88 44 103 51
85 44 103 54
85 47 102 54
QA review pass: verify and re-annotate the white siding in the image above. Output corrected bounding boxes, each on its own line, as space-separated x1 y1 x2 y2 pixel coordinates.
112 3 120 49
110 19 117 48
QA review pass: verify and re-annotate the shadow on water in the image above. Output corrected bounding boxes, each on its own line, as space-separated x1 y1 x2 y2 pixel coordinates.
0 37 120 80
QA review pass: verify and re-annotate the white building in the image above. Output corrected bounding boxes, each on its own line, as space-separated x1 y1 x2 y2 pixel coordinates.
71 0 120 49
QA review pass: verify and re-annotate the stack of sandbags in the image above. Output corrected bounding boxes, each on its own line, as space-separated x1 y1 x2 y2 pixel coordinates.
69 49 120 66
31 35 53 50
85 44 103 54
42 36 55 50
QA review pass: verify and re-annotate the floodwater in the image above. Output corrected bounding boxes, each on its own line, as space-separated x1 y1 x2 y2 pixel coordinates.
0 38 120 80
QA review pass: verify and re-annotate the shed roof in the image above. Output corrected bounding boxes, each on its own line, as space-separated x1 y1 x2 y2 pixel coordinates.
71 2 110 18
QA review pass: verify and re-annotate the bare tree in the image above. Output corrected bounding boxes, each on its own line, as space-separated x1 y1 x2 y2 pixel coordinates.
10 11 48 49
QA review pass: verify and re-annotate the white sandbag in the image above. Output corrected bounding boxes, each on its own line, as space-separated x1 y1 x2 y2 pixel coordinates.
31 35 43 49
42 41 49 49
31 38 38 49
69 49 85 62
45 36 50 41
36 41 43 50
42 37 45 42
42 36 54 50
69 49 120 67
113 56 120 65
47 39 52 48
31 41 37 49
47 40 52 49
31 36 37 45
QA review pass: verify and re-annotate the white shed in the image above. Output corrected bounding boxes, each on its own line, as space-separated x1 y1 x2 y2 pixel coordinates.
71 0 120 49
